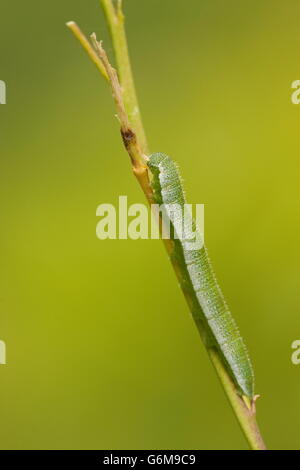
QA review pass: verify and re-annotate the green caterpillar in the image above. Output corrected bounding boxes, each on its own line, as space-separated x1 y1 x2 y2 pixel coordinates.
147 152 254 399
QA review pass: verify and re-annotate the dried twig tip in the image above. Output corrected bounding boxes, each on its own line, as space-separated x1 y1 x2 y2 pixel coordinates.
90 34 104 59
90 33 129 132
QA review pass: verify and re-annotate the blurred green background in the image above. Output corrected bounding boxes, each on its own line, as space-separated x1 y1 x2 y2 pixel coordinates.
0 0 299 450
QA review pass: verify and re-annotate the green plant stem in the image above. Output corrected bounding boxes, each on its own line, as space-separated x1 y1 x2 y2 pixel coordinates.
66 22 108 80
209 349 266 450
67 0 267 450
100 0 148 155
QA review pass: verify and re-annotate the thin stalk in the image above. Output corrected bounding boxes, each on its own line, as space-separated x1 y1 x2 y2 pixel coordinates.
90 35 151 193
67 0 267 450
209 349 266 450
66 22 108 80
100 0 148 154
